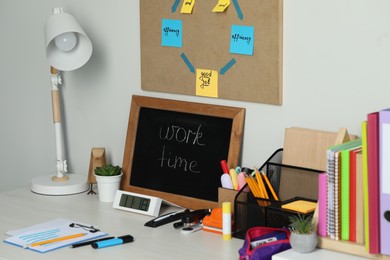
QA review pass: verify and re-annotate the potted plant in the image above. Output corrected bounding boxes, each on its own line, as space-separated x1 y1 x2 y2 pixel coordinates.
288 214 318 253
94 164 123 202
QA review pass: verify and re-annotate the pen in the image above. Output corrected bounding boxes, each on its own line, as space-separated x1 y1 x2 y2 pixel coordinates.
28 233 86 247
71 236 115 248
91 235 134 249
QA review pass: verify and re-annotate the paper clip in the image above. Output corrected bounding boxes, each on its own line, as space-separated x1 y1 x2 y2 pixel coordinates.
69 223 100 233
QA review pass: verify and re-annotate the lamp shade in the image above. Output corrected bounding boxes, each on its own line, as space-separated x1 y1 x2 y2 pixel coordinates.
44 9 92 71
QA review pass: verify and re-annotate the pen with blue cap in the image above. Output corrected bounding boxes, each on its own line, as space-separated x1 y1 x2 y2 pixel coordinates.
91 235 134 249
72 236 114 248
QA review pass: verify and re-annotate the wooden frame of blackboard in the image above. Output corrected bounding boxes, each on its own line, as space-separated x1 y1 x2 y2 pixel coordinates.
121 95 245 209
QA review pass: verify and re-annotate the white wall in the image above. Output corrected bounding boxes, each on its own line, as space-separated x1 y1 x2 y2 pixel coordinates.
1 0 390 192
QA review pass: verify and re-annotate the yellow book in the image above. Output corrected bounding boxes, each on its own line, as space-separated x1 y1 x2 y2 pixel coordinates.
361 121 369 250
282 200 317 214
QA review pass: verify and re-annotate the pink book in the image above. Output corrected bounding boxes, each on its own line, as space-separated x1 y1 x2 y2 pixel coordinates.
318 173 327 237
367 112 380 254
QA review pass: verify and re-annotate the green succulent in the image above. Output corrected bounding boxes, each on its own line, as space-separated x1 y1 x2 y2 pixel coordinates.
288 214 314 234
94 164 122 176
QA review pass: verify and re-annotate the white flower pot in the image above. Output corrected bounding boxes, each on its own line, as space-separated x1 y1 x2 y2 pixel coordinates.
94 173 122 202
290 232 318 253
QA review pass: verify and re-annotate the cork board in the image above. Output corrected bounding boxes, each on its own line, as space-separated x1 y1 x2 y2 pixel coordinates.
140 0 283 105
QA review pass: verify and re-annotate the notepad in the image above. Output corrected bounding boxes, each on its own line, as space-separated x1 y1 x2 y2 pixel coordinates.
4 218 107 253
281 200 317 214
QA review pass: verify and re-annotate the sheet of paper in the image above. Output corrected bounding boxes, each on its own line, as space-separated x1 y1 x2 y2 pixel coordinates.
212 0 230 12
181 0 195 14
196 69 218 98
4 218 106 253
229 25 254 55
161 19 183 48
6 218 70 236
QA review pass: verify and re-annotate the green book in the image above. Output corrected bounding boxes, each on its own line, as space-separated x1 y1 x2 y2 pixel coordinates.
340 145 361 241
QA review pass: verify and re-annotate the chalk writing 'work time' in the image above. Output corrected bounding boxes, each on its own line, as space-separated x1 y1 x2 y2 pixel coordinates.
159 124 205 146
158 124 205 174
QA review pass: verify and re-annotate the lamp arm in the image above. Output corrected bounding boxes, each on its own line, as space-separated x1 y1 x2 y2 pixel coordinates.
50 67 68 181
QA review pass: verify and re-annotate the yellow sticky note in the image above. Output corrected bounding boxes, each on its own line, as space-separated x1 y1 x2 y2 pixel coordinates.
281 200 317 214
212 0 230 12
196 69 218 98
181 0 195 14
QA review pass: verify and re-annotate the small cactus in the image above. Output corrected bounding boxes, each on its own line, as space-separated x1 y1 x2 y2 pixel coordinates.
94 164 122 176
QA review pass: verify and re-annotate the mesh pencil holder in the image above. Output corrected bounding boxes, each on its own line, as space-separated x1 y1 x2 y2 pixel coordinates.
233 149 322 239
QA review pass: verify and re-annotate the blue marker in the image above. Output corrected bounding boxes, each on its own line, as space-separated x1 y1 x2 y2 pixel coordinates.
91 235 134 249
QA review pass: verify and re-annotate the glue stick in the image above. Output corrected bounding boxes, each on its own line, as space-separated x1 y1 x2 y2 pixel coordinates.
222 202 232 240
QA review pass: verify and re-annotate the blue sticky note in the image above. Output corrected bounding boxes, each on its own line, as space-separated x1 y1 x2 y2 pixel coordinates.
161 19 182 48
229 25 254 55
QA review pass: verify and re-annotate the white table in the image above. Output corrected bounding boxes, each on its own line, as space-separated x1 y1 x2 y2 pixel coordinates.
0 188 371 260
0 188 243 260
273 248 369 260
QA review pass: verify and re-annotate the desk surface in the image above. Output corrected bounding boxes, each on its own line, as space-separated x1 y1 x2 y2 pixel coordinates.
0 188 243 260
273 248 369 260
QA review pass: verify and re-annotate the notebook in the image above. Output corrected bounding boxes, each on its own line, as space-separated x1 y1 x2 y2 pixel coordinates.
4 218 107 253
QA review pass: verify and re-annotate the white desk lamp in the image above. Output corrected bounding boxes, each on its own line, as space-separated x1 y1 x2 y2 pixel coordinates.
31 7 92 195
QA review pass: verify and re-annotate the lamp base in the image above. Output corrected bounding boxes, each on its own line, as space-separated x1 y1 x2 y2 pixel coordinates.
31 173 89 195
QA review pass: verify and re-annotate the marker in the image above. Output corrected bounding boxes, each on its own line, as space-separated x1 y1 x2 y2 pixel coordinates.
220 160 229 174
91 235 134 249
229 168 239 190
237 172 248 191
221 173 233 189
71 236 114 248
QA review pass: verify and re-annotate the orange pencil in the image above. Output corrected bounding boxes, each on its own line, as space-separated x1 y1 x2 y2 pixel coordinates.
261 171 279 201
30 233 86 247
255 170 268 199
245 176 266 206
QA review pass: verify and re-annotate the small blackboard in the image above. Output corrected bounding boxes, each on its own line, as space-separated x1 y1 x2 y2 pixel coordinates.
121 95 245 209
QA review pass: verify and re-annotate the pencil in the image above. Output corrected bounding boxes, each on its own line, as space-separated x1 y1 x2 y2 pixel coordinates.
30 233 86 247
255 170 268 199
245 177 266 206
261 171 279 201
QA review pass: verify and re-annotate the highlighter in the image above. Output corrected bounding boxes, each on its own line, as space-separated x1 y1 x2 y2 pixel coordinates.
91 235 134 249
220 160 229 174
221 173 234 189
237 172 250 191
229 169 239 190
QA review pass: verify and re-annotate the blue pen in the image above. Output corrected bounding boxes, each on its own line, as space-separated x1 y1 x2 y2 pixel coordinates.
91 235 134 249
